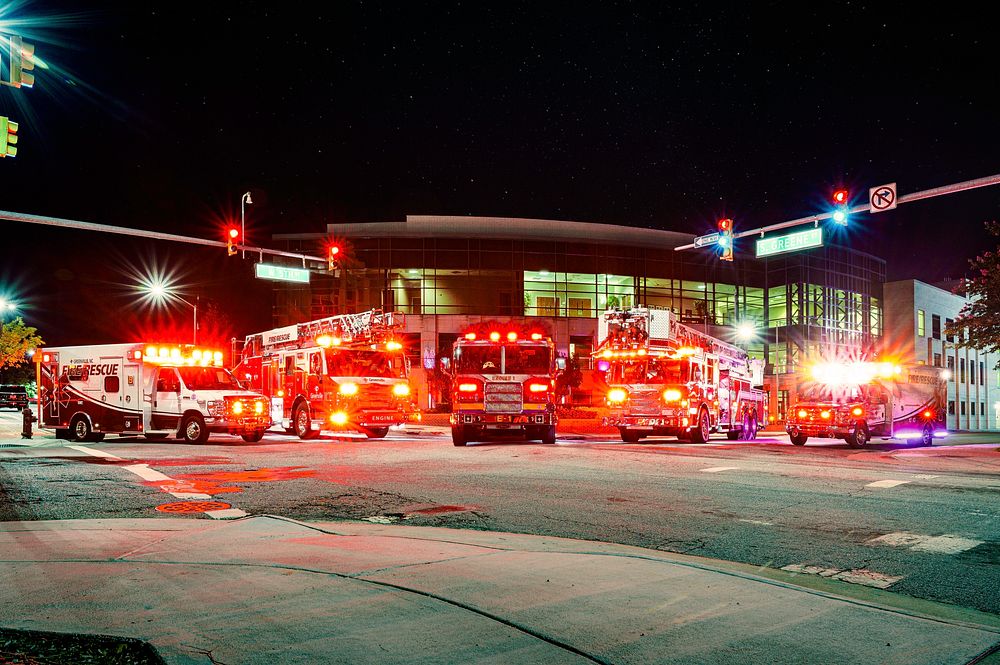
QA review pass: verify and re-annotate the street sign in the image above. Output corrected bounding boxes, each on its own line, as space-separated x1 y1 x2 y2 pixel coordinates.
869 182 897 213
693 232 721 248
756 227 823 258
255 263 310 283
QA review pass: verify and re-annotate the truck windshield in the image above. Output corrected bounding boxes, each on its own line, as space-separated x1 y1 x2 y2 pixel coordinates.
177 367 242 390
455 346 503 373
610 358 687 384
503 344 550 374
324 349 398 378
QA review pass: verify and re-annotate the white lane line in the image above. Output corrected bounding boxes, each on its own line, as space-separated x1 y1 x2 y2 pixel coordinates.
914 474 939 479
867 532 984 554
66 445 124 460
122 463 172 482
701 466 739 473
204 508 248 520
738 519 773 526
866 479 911 488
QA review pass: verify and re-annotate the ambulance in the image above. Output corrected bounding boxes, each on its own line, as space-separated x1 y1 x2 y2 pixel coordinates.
36 343 270 444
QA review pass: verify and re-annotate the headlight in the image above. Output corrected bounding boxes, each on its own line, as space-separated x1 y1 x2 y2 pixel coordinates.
851 407 864 417
232 401 244 415
339 383 359 396
393 383 411 397
607 388 628 404
663 389 682 402
797 409 807 419
820 410 830 420
255 401 265 415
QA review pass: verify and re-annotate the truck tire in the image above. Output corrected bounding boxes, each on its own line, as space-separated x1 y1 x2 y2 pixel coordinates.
293 403 318 440
789 433 808 446
920 424 934 447
181 414 210 444
364 427 390 439
619 427 642 442
70 415 93 443
845 422 868 448
541 425 556 445
690 409 710 443
241 429 266 443
452 426 468 447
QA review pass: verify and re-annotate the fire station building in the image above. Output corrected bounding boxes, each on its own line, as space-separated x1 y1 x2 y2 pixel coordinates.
271 215 886 419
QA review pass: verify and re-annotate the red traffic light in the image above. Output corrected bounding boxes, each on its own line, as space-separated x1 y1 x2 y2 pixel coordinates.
329 245 340 257
228 228 239 239
717 218 733 232
226 227 240 256
832 189 849 205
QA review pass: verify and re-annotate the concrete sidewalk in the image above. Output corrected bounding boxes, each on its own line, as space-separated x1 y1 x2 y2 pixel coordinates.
1 516 998 664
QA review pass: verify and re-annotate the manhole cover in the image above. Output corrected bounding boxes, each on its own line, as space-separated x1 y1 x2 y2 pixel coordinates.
156 500 231 514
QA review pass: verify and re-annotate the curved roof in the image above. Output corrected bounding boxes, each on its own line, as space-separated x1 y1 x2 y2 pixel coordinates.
276 215 694 250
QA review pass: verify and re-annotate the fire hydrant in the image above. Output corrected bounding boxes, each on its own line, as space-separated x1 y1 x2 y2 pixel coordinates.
21 407 37 439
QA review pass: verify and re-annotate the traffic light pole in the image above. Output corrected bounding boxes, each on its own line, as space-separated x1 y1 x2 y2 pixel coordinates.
674 172 1000 252
0 209 327 267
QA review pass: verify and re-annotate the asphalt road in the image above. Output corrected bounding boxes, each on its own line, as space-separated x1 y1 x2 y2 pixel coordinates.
2 410 999 616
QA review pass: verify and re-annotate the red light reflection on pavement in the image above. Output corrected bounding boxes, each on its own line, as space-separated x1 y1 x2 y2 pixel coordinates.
146 466 316 495
156 501 232 514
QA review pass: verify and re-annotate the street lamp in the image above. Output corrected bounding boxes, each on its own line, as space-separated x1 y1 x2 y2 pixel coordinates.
0 298 16 321
142 283 198 344
240 191 253 259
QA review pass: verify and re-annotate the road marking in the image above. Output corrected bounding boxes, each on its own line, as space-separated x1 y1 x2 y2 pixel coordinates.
204 508 248 520
123 463 172 482
913 474 939 479
738 519 773 526
701 466 739 473
67 445 124 460
781 564 902 589
866 479 911 488
867 532 983 554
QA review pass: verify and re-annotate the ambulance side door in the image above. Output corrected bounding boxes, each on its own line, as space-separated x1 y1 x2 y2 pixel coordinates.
96 357 126 433
150 368 182 431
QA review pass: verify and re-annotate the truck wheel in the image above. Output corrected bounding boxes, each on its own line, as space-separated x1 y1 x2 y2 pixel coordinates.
241 429 266 443
920 424 934 447
70 415 93 443
789 433 808 446
690 409 710 443
364 427 390 439
619 427 642 442
293 403 317 440
541 425 556 445
845 422 868 448
452 426 468 447
181 414 210 444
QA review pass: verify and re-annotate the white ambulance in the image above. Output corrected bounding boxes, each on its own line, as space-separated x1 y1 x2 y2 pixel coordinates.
36 343 270 444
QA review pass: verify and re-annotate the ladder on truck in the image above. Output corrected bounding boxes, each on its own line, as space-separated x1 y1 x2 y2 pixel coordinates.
241 309 405 361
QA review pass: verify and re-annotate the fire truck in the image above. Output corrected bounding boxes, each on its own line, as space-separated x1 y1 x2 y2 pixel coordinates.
447 325 562 446
237 309 417 439
36 343 270 444
785 360 947 447
595 307 767 443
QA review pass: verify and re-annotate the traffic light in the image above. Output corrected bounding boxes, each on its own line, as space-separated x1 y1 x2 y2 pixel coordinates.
227 227 239 256
832 188 849 225
327 245 340 270
0 116 17 158
717 218 734 261
6 36 35 88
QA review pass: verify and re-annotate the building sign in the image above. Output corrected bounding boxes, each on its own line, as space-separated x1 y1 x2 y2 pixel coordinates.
755 227 823 258
263 325 299 347
255 263 311 283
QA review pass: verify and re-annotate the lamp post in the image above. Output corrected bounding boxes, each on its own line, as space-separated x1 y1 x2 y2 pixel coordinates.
240 191 253 259
144 283 198 344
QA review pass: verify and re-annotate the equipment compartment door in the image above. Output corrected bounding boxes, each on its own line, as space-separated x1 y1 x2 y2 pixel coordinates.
121 363 142 432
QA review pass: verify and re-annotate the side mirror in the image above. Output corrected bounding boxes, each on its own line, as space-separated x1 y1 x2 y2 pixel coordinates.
555 357 567 371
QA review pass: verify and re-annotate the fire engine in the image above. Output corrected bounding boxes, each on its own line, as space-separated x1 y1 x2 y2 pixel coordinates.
785 360 947 447
237 309 417 439
447 324 562 446
594 307 767 443
36 343 270 444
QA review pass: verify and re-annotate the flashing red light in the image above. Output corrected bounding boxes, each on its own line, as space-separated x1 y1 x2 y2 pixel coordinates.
718 218 733 232
923 410 932 418
833 189 849 205
507 331 518 341
228 228 239 239
226 227 240 256
489 331 501 342
329 245 340 256
464 332 477 340
531 333 543 340
458 383 478 392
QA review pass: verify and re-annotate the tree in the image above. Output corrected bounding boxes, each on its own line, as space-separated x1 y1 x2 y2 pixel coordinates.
0 317 43 372
946 220 1000 366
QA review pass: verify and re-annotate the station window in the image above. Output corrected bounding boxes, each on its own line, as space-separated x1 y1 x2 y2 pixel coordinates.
960 401 966 416
981 402 986 416
931 314 941 340
948 401 955 415
917 310 925 337
960 358 966 384
933 353 941 367
980 361 985 385
945 318 954 343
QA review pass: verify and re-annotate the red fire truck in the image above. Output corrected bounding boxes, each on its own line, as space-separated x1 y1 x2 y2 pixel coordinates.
595 307 767 443
447 324 562 446
237 310 417 439
785 360 947 447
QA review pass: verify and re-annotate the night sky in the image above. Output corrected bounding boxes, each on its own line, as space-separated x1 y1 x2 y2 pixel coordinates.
2 2 998 345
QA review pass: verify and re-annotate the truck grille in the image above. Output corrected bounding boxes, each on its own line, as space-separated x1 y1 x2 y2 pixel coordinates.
485 382 522 413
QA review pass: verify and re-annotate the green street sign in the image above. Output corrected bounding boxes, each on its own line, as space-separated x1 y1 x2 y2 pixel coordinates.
756 227 823 258
254 263 311 283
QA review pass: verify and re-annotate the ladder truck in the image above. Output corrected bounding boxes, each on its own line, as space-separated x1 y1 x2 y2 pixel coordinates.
237 309 417 439
594 307 767 443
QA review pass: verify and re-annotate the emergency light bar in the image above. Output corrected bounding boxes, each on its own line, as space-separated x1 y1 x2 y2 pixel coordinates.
809 361 901 386
143 346 224 366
